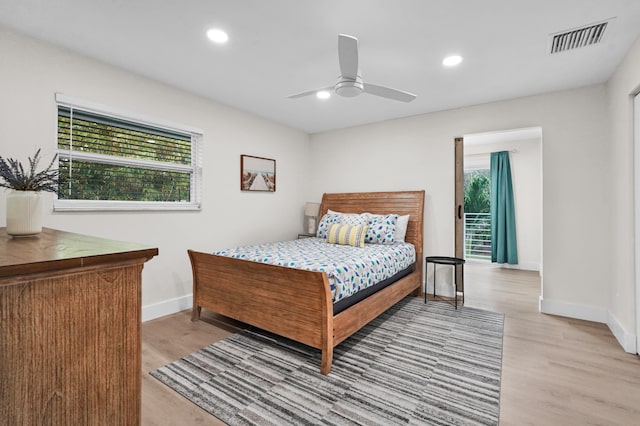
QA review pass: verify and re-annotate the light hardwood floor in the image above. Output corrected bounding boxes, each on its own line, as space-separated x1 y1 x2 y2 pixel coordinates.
141 263 640 425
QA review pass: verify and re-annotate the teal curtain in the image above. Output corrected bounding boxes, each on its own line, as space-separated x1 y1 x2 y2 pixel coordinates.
490 151 518 264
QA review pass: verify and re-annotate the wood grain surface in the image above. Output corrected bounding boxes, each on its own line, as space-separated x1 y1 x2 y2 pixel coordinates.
0 227 158 278
0 228 157 425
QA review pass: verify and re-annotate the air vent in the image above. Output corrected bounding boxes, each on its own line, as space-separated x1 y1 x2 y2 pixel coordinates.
549 20 610 54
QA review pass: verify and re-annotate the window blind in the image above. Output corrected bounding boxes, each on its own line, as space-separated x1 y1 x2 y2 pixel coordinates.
55 101 201 211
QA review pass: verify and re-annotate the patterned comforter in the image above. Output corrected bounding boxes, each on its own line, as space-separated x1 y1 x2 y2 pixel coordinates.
214 237 416 303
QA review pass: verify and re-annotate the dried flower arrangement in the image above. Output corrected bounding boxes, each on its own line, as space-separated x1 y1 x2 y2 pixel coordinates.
0 149 58 192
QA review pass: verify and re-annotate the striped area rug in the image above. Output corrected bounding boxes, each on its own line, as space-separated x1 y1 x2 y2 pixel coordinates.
150 298 504 425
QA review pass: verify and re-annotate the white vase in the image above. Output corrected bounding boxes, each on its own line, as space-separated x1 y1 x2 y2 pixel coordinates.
6 190 43 236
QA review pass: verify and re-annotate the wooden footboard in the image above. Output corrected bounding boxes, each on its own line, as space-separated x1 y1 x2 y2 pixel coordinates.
189 250 420 375
189 190 425 375
188 250 336 372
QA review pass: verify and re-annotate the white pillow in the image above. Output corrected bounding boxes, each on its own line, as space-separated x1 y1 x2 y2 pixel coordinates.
316 211 368 238
395 214 410 242
326 210 368 226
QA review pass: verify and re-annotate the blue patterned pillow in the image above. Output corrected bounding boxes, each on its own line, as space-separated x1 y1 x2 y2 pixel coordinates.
316 212 368 239
365 213 399 244
316 213 341 239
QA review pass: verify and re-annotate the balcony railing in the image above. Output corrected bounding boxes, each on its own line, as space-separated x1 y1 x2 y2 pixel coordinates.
464 212 491 260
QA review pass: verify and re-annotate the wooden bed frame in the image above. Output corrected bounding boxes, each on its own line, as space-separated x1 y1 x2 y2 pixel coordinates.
188 190 425 375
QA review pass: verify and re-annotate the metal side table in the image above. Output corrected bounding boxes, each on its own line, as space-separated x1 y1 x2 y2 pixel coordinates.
425 256 465 308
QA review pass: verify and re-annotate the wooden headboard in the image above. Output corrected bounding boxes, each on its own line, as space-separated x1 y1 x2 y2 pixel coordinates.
318 190 425 267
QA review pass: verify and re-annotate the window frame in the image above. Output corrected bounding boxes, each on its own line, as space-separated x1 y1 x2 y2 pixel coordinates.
54 94 203 212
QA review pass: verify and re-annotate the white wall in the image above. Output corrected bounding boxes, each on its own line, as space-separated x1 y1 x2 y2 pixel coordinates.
310 85 611 324
607 35 640 352
464 137 542 271
4 25 638 349
0 28 311 319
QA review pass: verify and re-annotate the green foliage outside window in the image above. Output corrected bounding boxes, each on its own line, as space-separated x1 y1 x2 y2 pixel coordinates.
464 171 490 213
57 113 193 203
464 169 491 259
57 159 190 202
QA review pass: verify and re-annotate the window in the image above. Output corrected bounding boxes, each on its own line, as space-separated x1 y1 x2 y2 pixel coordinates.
464 168 491 261
55 94 202 211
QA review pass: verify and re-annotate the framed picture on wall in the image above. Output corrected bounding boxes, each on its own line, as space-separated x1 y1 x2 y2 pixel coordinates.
240 155 276 192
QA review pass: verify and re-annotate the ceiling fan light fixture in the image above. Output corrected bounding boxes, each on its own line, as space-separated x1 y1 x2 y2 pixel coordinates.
442 55 463 67
335 76 364 97
335 85 361 97
206 28 229 44
316 90 331 99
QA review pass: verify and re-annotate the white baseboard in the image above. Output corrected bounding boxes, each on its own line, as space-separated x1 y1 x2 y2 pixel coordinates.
539 296 637 354
607 311 638 354
498 262 540 271
142 294 193 322
539 296 608 323
424 281 456 297
465 259 540 272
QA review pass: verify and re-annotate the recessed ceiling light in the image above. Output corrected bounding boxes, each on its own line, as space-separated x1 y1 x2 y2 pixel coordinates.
316 90 331 100
206 28 229 44
442 55 463 67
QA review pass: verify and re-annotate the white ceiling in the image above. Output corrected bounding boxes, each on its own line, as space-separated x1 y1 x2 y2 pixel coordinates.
1 0 639 134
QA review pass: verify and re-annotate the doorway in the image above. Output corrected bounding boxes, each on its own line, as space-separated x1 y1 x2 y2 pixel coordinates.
455 127 543 275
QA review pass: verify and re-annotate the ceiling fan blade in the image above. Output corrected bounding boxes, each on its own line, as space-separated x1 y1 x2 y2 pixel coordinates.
338 34 359 79
363 83 417 102
287 86 334 99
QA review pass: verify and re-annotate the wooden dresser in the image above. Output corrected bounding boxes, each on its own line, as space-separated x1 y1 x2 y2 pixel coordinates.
0 228 157 425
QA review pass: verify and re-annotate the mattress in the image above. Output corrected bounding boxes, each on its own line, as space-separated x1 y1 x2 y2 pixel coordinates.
214 237 416 304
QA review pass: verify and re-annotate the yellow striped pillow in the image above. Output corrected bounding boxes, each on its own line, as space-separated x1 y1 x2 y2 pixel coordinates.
327 224 368 248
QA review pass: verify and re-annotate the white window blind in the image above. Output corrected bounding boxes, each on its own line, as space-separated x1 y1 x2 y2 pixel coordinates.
54 95 202 211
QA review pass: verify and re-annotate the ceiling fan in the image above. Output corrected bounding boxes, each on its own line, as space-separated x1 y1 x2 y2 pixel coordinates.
288 34 417 103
